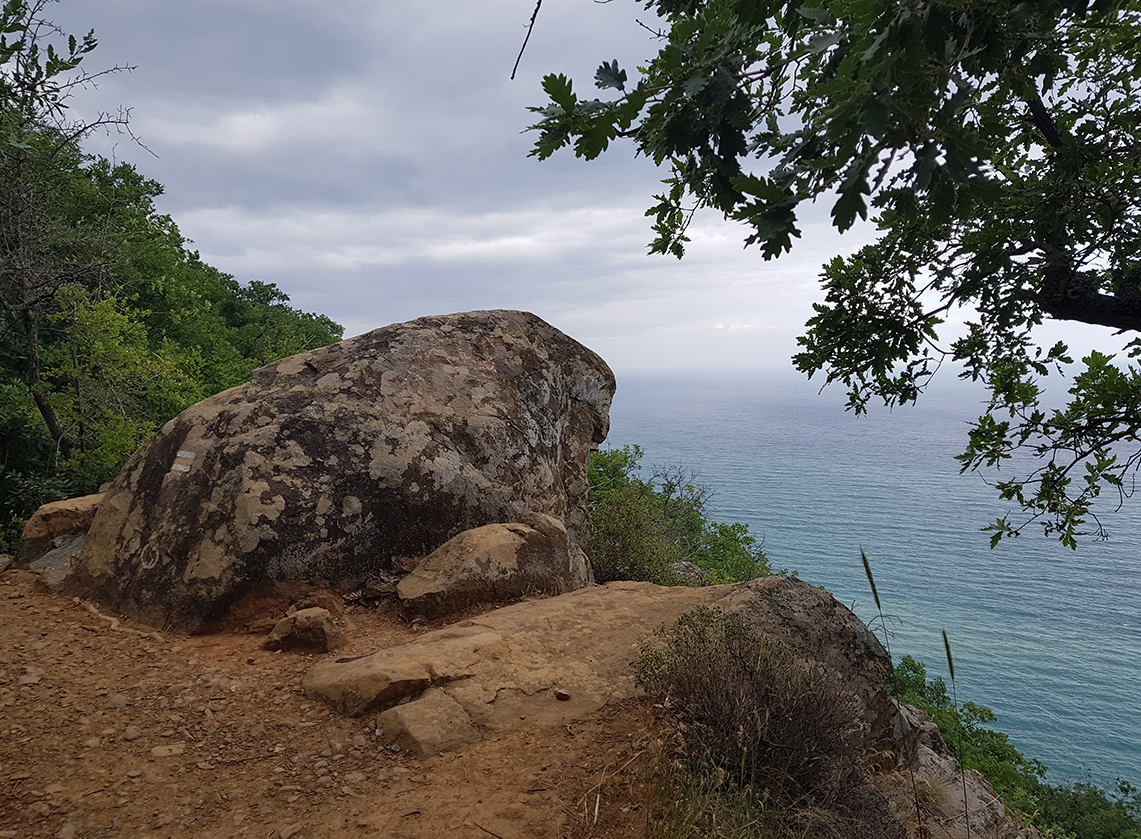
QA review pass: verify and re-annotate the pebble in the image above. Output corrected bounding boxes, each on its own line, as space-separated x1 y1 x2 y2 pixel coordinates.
151 743 186 757
279 823 304 839
83 737 100 749
554 688 571 701
123 726 142 741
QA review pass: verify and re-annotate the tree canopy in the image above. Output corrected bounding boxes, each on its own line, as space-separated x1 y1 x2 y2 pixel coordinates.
0 1 343 548
528 0 1141 547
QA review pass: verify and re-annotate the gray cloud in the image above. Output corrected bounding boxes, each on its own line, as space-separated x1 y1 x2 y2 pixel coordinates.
49 0 877 372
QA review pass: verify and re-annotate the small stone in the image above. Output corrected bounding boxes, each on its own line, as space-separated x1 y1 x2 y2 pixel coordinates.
263 608 344 653
16 674 41 686
56 822 78 839
83 737 100 749
151 743 186 757
279 823 304 839
554 688 571 701
122 726 142 741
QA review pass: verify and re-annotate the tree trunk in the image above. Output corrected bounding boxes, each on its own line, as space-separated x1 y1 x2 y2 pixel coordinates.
22 307 73 455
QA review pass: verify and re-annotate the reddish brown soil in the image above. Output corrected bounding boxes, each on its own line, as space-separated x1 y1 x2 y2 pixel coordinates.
0 570 657 839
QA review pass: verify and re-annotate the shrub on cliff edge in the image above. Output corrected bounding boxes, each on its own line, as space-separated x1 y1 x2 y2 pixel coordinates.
587 446 771 585
635 606 901 838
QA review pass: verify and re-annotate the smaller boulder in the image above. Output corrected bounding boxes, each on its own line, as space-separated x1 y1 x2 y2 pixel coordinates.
397 514 592 618
376 688 481 757
263 607 345 652
16 494 103 569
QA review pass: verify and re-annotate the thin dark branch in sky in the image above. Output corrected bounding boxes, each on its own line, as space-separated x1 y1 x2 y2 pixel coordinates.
510 0 543 81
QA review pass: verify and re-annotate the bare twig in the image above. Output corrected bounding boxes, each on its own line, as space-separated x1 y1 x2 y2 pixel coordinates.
472 822 506 839
510 0 543 80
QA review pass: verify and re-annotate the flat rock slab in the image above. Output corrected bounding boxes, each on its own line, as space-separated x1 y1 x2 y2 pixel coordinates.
304 576 895 757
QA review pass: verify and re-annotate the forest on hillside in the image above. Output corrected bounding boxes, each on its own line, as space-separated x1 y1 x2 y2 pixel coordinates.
1 1 343 550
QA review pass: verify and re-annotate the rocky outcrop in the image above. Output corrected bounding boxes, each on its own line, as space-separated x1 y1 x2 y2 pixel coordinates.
304 575 1037 837
64 310 614 631
875 705 1039 838
304 576 897 750
397 513 592 617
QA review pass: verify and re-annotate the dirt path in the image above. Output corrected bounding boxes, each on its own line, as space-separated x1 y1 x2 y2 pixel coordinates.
0 570 655 839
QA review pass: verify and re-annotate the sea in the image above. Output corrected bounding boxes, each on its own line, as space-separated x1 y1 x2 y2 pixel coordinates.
602 369 1141 789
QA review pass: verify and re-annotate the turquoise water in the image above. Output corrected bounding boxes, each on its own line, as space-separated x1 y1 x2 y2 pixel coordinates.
604 370 1141 788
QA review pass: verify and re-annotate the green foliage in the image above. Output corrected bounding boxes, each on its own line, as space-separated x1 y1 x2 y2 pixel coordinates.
587 445 771 584
888 655 1141 839
0 2 343 538
530 0 1141 546
636 607 899 838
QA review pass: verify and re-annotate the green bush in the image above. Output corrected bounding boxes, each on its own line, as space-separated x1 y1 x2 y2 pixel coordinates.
587 446 771 585
888 655 1141 839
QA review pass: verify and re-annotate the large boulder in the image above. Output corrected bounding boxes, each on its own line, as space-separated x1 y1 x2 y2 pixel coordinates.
65 310 615 631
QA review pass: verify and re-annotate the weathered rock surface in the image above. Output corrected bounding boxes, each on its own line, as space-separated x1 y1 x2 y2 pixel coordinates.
263 607 345 652
15 493 103 569
64 310 614 631
397 513 592 618
304 576 897 752
376 688 482 757
875 705 1039 838
304 575 1037 837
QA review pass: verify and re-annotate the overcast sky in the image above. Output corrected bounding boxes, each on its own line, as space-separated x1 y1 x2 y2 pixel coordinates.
50 0 1117 379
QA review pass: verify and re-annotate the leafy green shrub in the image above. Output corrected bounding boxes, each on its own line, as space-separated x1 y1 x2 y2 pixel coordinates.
636 607 901 838
587 446 771 585
888 655 1141 839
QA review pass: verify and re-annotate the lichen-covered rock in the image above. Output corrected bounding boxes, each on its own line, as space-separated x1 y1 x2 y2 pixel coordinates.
65 310 615 631
397 513 593 618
